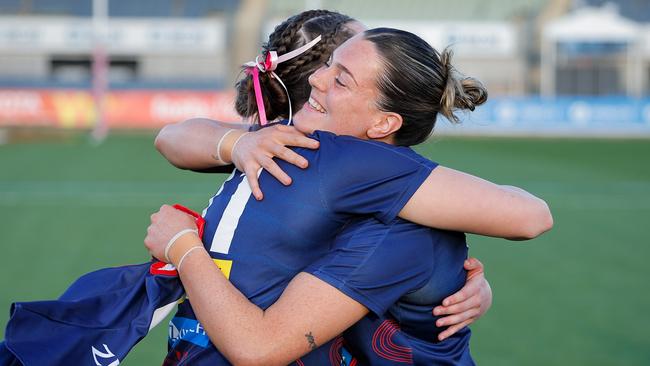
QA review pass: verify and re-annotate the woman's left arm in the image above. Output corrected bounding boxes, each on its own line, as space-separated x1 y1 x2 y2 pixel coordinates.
399 166 553 240
145 205 368 366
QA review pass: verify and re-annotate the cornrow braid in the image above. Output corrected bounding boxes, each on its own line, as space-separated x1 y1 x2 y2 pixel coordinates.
235 10 356 123
269 10 337 55
276 18 349 78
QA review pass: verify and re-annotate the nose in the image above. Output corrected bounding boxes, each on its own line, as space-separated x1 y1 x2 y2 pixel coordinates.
308 65 328 91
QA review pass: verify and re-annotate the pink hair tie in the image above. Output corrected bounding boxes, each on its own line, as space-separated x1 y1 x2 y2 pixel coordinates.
243 35 322 126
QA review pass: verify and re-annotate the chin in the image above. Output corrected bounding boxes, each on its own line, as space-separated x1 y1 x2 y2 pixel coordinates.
292 115 316 134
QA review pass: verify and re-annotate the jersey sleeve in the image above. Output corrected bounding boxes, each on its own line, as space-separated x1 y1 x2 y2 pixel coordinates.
304 217 435 316
315 132 438 224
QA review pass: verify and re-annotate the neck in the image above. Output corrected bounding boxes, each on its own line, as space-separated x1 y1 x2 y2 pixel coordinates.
373 134 396 145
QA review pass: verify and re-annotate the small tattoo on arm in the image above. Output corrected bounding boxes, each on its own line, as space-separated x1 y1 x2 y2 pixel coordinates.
305 331 317 350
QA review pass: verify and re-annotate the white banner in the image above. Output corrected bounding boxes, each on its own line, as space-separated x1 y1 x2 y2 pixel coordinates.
0 16 226 54
364 20 517 57
263 19 517 58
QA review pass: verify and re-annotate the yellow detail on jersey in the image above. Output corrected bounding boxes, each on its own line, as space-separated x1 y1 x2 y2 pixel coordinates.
213 259 233 279
178 259 233 304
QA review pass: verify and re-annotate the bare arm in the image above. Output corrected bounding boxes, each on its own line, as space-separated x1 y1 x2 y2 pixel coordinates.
399 166 553 240
155 118 319 199
145 206 368 365
183 260 365 366
154 118 250 170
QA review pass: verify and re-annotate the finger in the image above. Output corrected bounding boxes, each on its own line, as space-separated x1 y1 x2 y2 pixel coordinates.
283 133 319 149
260 157 292 186
440 279 479 307
274 124 292 132
471 257 485 269
271 126 318 148
465 258 485 280
438 318 474 341
144 233 153 250
467 268 484 281
436 305 479 327
434 294 480 316
243 165 264 200
272 146 309 169
464 257 481 270
274 124 311 138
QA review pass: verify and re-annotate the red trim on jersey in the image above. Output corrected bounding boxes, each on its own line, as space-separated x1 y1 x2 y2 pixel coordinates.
172 204 206 239
329 336 344 365
371 319 413 364
149 261 179 276
149 205 204 276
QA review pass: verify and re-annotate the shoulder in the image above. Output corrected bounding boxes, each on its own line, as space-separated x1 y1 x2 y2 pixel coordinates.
311 130 437 169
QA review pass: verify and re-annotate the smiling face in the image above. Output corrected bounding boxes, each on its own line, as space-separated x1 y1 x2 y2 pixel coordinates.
292 34 387 139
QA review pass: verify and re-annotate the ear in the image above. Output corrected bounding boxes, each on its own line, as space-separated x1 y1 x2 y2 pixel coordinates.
366 112 402 140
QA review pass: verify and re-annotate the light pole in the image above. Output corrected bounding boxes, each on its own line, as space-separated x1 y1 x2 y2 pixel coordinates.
91 0 109 142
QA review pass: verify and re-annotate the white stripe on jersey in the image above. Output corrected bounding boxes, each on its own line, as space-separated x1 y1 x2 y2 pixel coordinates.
209 172 254 254
202 169 237 218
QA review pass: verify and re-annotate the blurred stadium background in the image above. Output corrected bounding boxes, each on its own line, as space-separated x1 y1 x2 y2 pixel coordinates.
0 0 649 365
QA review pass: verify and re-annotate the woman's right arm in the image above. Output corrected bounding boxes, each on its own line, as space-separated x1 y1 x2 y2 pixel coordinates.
155 118 319 199
155 118 250 170
399 166 553 240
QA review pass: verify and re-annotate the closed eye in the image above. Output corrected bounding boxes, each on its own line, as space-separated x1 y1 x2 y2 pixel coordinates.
325 55 347 87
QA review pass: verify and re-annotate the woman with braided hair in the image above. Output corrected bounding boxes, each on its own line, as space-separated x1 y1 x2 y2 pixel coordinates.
151 11 552 366
234 10 358 123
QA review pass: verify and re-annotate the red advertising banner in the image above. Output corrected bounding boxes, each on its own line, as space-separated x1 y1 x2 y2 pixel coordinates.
0 89 241 129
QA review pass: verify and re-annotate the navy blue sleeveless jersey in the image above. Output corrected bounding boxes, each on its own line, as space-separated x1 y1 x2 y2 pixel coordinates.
165 130 437 365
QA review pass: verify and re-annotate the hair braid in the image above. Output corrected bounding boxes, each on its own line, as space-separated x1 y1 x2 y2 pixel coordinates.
268 10 337 55
235 10 356 123
277 19 349 78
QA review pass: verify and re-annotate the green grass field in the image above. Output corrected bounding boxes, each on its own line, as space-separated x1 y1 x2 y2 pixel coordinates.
1 133 649 365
